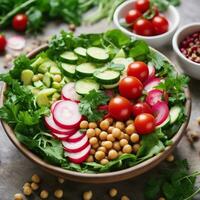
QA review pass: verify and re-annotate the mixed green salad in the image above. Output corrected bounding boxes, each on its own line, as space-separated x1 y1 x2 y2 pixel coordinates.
0 29 188 173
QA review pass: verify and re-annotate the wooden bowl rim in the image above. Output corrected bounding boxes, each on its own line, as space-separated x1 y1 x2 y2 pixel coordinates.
0 44 191 183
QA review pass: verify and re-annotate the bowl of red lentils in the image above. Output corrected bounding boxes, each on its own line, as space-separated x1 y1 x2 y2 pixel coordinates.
173 23 200 80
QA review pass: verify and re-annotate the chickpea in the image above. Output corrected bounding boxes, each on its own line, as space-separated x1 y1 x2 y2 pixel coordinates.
100 120 110 130
108 149 118 160
89 122 97 129
124 134 130 141
115 121 125 130
58 177 65 184
40 190 49 199
166 154 174 162
106 117 113 124
119 139 128 147
100 158 109 165
99 131 108 140
113 141 121 151
126 120 134 126
109 188 118 197
95 151 105 161
108 126 114 134
112 128 121 138
98 146 107 153
31 174 40 183
92 143 99 149
32 75 39 82
122 144 132 153
14 193 23 200
53 74 62 83
80 120 89 129
86 155 94 162
89 137 98 145
121 195 130 200
125 124 135 135
158 198 166 200
118 132 125 140
107 134 115 142
102 141 113 149
86 129 95 138
54 189 64 199
23 186 32 196
23 182 30 188
133 144 140 153
37 73 44 80
90 149 95 155
30 182 39 191
83 190 93 200
130 133 140 143
95 128 101 136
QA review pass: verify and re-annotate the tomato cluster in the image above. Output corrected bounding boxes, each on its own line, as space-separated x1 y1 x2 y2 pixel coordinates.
125 0 169 36
108 61 156 135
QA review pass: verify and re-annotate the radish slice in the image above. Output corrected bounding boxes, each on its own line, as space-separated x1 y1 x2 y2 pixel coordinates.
65 144 91 164
152 101 169 126
45 114 77 135
67 131 85 142
145 63 156 84
53 100 82 129
62 83 80 102
51 132 70 141
144 78 162 92
146 89 168 106
62 134 89 153
7 36 26 50
51 100 62 113
105 89 115 98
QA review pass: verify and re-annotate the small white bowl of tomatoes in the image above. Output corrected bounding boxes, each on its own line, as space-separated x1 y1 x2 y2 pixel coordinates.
113 0 180 48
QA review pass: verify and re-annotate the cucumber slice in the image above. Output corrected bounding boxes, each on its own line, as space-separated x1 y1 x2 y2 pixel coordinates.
21 69 34 85
74 47 87 57
42 72 52 87
76 63 96 77
50 66 61 74
170 106 181 124
33 80 44 88
61 63 76 77
102 82 119 89
75 78 99 95
60 51 78 64
156 115 170 129
94 70 120 85
87 47 109 62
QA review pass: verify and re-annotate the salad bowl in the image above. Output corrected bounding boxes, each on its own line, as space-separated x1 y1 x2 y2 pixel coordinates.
0 31 191 183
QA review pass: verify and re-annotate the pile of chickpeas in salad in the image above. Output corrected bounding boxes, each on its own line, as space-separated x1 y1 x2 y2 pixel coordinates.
80 118 140 164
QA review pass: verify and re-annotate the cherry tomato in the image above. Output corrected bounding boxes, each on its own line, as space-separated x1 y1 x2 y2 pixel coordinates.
152 15 169 35
0 34 7 52
119 76 143 99
135 0 150 13
12 14 28 32
135 113 155 134
125 9 142 24
134 18 155 36
127 61 149 82
153 6 159 16
108 96 132 121
132 102 153 116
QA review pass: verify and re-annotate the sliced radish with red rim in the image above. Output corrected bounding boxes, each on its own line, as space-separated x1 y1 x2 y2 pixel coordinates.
67 131 85 142
144 62 156 84
51 100 62 113
152 101 169 126
53 100 82 129
65 144 91 164
62 83 80 102
62 134 89 153
144 78 162 92
51 132 70 141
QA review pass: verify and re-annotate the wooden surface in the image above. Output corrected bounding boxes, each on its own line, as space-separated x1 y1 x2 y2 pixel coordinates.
0 0 200 199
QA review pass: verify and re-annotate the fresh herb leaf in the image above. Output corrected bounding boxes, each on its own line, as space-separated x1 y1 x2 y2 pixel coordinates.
150 0 170 12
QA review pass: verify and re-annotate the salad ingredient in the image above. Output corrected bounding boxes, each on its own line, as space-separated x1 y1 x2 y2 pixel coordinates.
74 47 87 57
76 63 96 77
23 186 32 196
132 102 153 116
67 131 85 142
108 96 132 121
121 195 130 200
12 14 28 32
180 31 200 64
61 83 80 102
135 0 150 13
127 61 149 82
134 18 155 36
109 188 118 197
30 182 39 191
125 9 142 24
144 78 161 91
40 190 49 199
54 189 63 199
166 154 174 162
119 76 143 99
53 100 82 129
58 177 65 184
51 132 69 141
152 15 169 35
87 47 109 62
0 34 7 52
60 51 78 64
7 36 26 50
31 174 40 183
152 101 169 126
14 193 23 200
135 113 155 134
146 63 156 82
83 190 93 200
169 106 181 124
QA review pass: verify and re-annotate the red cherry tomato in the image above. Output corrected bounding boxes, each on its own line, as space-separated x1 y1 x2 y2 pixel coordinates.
135 0 150 13
127 61 149 82
0 34 7 52
12 14 28 32
125 9 142 24
108 96 132 121
134 18 155 36
153 6 159 16
132 102 153 116
152 15 169 35
119 76 143 99
135 113 155 134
